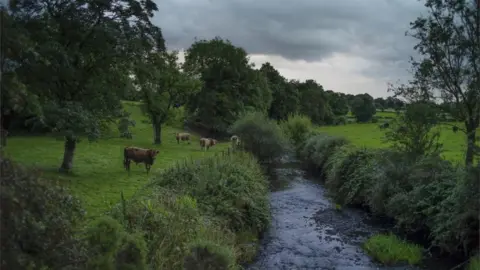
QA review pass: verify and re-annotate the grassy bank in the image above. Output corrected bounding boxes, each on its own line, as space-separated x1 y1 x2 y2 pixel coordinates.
3 102 229 218
297 131 479 266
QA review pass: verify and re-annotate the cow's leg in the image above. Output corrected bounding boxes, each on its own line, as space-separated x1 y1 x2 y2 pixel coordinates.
145 164 151 174
125 159 131 174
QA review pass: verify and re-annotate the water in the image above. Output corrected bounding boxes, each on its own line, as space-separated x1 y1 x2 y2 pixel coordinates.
248 157 424 270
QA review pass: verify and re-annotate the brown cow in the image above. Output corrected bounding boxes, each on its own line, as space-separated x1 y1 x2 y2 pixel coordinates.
174 132 191 144
199 138 217 151
123 147 160 174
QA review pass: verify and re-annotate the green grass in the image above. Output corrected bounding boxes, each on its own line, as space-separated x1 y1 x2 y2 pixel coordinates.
468 255 480 270
318 122 477 162
3 102 230 219
363 233 423 266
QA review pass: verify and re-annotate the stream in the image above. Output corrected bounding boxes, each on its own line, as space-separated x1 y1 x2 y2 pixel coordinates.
247 156 451 270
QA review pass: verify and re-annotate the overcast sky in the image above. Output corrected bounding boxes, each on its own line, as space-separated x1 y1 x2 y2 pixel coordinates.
152 0 426 98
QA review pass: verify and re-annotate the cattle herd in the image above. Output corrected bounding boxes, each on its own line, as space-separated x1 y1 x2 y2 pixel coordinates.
123 132 242 174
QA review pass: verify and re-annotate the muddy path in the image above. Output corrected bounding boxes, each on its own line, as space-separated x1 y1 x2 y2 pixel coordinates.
247 157 450 270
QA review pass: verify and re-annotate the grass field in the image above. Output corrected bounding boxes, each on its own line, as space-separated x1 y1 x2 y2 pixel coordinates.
318 122 476 162
3 102 230 219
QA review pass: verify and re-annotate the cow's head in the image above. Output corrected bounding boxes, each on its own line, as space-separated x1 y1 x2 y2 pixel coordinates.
211 139 218 146
148 149 160 160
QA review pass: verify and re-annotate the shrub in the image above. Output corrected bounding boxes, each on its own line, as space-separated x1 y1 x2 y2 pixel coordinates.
183 240 236 270
110 151 270 269
115 232 148 270
281 113 313 151
430 165 480 255
384 155 460 234
110 189 235 269
0 155 86 270
298 133 349 173
229 111 290 164
85 216 125 269
335 115 347 125
153 151 270 235
363 233 423 266
324 146 377 206
371 116 379 123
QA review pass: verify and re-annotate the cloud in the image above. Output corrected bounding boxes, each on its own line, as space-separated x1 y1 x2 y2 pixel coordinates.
152 0 426 97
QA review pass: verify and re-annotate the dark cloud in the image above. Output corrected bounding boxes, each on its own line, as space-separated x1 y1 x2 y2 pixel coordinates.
152 0 425 77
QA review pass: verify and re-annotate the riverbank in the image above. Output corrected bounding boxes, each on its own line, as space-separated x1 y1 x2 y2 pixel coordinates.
296 131 479 267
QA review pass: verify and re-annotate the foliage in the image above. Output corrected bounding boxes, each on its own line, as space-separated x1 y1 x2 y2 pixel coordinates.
390 0 480 166
109 151 270 269
261 63 300 121
300 131 479 256
298 133 349 173
281 114 314 151
384 102 443 159
183 37 272 134
326 90 349 116
296 80 334 125
363 233 423 266
134 51 201 144
154 151 271 235
117 112 136 139
351 93 376 123
183 240 237 270
0 155 86 270
229 111 290 164
5 0 165 170
324 146 377 206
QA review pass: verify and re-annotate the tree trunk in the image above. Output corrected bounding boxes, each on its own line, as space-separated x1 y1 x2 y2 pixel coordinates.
153 123 162 145
465 120 477 167
59 138 76 173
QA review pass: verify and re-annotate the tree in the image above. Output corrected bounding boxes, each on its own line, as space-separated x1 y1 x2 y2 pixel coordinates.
384 102 442 159
326 90 349 116
260 62 299 121
374 97 386 111
134 51 201 144
351 93 376 122
296 80 333 125
7 0 164 172
390 0 480 166
183 37 272 135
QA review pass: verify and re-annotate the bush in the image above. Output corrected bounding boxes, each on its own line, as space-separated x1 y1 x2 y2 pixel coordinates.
0 155 86 270
110 151 270 269
324 146 377 206
371 116 379 123
363 233 423 266
111 188 235 269
335 115 347 125
153 151 270 235
183 240 236 270
229 111 290 164
85 216 125 269
430 165 480 255
298 133 349 173
115 232 148 270
281 113 313 151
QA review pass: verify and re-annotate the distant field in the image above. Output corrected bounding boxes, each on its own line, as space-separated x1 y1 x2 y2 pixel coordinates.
3 102 229 218
318 122 475 163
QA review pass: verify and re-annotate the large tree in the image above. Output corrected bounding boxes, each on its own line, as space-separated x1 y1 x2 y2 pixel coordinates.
134 51 201 144
260 62 299 121
390 0 479 166
183 37 272 135
351 93 376 123
296 80 333 125
6 0 164 172
326 90 349 116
